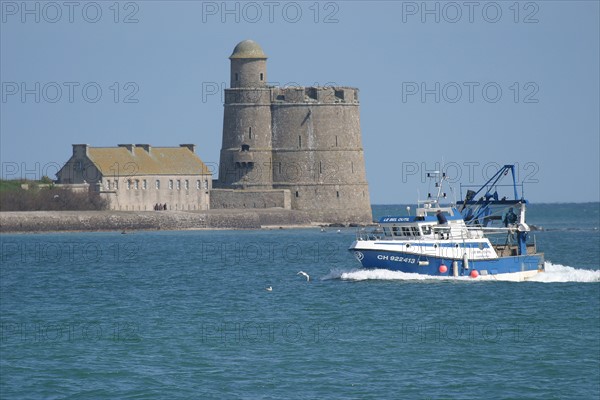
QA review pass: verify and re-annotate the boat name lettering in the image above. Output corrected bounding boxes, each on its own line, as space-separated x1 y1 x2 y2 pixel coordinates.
382 217 411 222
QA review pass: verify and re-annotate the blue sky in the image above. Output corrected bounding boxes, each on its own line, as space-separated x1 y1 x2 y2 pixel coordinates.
1 0 599 203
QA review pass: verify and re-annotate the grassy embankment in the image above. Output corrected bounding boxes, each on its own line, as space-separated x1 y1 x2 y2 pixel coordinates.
0 179 107 211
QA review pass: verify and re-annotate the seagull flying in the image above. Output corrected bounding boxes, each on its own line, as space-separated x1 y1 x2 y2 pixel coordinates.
297 271 310 282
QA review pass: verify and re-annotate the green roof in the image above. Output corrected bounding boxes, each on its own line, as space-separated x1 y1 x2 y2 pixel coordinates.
87 146 210 176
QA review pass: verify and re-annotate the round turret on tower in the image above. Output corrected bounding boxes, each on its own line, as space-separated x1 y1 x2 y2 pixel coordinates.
229 40 268 88
218 40 273 190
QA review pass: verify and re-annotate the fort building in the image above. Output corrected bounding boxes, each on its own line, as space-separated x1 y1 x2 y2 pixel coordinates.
213 39 372 224
56 144 211 211
54 40 372 225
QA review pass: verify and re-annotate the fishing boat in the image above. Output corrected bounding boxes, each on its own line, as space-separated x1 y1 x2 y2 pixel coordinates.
349 165 544 280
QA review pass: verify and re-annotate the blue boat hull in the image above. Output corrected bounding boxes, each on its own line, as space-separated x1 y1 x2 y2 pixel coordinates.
350 249 544 277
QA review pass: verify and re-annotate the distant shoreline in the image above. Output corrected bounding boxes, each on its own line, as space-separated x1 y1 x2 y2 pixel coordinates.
371 201 600 206
0 209 370 233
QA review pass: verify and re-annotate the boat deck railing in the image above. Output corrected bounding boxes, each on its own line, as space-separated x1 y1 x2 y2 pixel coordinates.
356 225 521 242
356 227 479 242
356 229 386 241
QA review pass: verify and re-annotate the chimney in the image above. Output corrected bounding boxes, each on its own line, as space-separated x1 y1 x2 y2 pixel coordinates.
180 144 196 153
72 144 89 157
118 144 135 154
136 144 151 153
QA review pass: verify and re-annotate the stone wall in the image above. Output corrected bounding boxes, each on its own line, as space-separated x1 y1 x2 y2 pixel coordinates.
210 189 291 209
252 209 311 226
270 98 372 225
0 211 255 232
0 209 319 233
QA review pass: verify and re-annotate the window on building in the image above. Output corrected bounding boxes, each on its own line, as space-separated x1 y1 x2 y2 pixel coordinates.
196 180 200 190
176 180 181 190
335 135 338 147
127 180 131 190
235 73 238 81
336 191 340 198
185 180 189 190
260 73 263 81
295 191 299 197
241 144 250 152
298 136 302 148
114 180 118 190
105 180 110 190
156 180 160 190
143 179 147 190
169 180 173 190
249 127 252 139
203 180 208 189
134 180 139 190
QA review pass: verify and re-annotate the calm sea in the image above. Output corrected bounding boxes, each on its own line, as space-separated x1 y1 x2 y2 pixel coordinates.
1 203 599 399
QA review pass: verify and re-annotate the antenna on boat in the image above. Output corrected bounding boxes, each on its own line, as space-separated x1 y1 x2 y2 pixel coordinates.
426 170 448 204
447 184 458 206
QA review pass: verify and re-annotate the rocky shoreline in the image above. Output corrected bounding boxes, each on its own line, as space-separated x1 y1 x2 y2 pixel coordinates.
0 209 331 233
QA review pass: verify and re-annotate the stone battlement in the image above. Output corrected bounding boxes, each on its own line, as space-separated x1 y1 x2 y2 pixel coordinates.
272 86 359 104
224 86 359 105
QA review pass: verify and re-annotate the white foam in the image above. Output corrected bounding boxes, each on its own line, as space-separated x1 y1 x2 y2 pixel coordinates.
324 261 600 283
527 262 600 283
343 269 474 281
324 268 471 282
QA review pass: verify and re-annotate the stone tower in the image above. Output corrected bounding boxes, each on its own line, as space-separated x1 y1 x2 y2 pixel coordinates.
217 40 372 224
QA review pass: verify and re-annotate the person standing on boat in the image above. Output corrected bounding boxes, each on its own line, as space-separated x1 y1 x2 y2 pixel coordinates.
436 209 448 224
436 210 449 239
503 207 518 227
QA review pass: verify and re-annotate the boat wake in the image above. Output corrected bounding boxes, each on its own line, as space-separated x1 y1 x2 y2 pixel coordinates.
527 262 600 283
323 262 600 283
